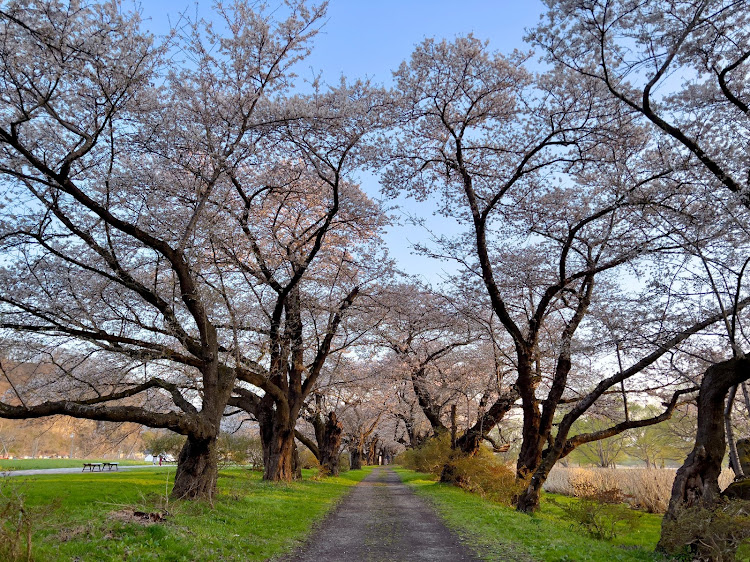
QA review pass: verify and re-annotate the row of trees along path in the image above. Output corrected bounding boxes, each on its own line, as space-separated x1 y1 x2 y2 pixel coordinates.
1 0 750 557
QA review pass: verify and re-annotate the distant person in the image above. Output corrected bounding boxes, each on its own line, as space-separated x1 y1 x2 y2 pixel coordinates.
159 455 163 466
152 455 157 465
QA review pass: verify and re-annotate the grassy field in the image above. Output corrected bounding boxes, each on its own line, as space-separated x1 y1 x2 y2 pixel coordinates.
3 463 680 561
0 458 150 471
3 466 371 561
394 468 668 562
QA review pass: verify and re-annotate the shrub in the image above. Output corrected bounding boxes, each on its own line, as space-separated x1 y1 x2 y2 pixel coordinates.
338 451 350 473
396 433 453 475
397 433 525 506
659 500 750 561
298 448 319 470
447 449 525 505
217 434 263 468
551 487 641 540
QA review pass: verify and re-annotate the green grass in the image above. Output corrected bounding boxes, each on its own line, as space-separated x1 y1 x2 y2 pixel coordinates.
0 458 150 471
394 468 669 562
5 466 371 561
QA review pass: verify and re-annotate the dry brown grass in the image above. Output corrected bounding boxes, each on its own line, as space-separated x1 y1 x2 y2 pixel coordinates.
544 466 736 513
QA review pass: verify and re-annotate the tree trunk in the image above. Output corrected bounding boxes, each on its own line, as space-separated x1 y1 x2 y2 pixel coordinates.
516 406 544 478
259 408 297 481
515 356 546 479
262 426 296 481
366 437 379 465
515 452 557 512
725 385 742 476
172 434 219 499
318 412 343 476
350 446 363 470
659 357 750 552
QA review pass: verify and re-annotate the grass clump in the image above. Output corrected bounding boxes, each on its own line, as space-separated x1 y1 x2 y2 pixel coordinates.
0 479 34 561
659 499 750 561
550 487 642 540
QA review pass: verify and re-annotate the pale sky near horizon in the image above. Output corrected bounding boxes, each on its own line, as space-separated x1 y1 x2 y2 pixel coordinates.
139 1 546 283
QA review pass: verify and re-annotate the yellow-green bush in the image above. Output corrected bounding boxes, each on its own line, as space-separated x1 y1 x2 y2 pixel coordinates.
550 487 641 540
397 434 524 506
396 433 453 474
298 447 320 470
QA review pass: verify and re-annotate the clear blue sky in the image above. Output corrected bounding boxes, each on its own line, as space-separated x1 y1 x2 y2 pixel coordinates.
139 1 546 282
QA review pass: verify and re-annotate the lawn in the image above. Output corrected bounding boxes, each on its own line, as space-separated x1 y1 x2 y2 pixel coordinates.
3 466 371 561
4 464 676 561
394 468 669 562
0 458 150 471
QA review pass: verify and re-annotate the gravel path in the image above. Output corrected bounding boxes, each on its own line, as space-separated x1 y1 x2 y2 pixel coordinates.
280 467 481 562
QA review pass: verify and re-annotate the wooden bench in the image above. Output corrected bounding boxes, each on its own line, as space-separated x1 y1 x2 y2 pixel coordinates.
103 462 119 471
82 462 103 472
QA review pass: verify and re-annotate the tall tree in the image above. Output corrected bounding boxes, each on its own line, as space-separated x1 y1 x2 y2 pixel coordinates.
386 35 691 510
223 82 391 480
0 0 328 497
530 0 750 534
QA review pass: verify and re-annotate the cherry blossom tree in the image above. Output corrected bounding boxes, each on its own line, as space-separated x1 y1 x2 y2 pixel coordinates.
385 35 703 511
220 81 392 480
529 0 750 533
371 282 477 435
0 0 338 497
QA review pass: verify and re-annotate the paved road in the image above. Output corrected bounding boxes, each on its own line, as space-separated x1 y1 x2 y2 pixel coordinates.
1 464 175 477
280 467 481 562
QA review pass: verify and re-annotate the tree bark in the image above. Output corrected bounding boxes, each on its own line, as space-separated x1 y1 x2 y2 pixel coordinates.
262 426 297 481
259 407 297 481
725 385 742 476
515 451 556 512
515 357 545 478
317 412 343 476
172 435 219 499
659 357 750 552
350 446 363 470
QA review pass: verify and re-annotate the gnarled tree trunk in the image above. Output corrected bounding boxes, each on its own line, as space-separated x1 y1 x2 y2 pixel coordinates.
317 412 343 476
456 388 518 455
173 434 219 499
350 446 363 470
658 357 750 552
259 405 298 481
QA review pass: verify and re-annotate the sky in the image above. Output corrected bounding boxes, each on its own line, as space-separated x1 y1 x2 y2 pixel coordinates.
138 1 546 283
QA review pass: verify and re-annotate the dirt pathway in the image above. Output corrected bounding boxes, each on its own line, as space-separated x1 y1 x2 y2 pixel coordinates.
280 467 481 562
